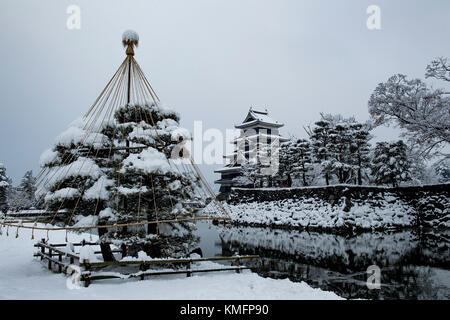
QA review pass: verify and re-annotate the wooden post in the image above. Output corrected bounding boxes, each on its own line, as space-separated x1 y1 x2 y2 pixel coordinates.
58 253 62 273
40 241 44 261
48 248 52 270
83 259 90 271
82 273 90 288
235 257 240 274
81 259 91 287
187 259 191 277
140 264 145 280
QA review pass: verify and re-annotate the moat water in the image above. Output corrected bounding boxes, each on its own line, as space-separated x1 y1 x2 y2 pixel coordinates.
194 221 450 300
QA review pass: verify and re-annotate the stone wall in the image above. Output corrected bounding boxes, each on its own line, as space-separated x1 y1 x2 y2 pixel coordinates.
222 184 450 230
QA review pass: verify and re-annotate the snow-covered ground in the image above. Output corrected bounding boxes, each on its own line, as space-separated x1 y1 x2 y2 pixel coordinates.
0 226 342 300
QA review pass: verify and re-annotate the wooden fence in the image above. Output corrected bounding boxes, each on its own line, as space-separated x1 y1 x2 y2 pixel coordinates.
34 239 259 287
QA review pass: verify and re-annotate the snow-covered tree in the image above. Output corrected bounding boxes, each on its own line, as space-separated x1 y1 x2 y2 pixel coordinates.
309 119 334 185
37 118 116 261
38 118 112 219
233 159 262 188
101 103 200 258
278 139 313 186
0 163 10 213
328 120 353 184
425 57 450 82
349 122 372 185
294 139 313 186
38 103 202 259
371 140 412 187
368 72 450 158
308 114 373 185
432 158 450 183
9 171 36 210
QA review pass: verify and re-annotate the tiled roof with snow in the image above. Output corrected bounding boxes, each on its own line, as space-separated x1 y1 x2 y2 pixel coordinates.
236 108 283 128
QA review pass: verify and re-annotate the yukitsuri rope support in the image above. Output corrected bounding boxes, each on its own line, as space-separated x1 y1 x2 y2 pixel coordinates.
0 216 231 232
3 30 231 239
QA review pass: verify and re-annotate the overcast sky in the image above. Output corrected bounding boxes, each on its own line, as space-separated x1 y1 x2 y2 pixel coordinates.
1 0 449 189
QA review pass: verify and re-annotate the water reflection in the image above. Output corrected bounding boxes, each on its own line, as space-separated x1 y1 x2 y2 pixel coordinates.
195 222 450 300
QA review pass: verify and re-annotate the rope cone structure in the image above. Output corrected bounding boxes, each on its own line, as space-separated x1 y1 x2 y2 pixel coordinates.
1 30 231 242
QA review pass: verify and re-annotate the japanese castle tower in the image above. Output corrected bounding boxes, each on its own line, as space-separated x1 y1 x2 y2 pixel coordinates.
215 107 289 193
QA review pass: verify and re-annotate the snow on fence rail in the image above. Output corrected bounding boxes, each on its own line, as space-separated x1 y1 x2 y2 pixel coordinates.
34 240 259 287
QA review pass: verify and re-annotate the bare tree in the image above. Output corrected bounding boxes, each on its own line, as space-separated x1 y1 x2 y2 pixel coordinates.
368 73 450 158
426 57 450 84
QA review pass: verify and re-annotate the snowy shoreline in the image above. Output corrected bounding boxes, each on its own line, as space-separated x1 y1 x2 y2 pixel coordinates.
209 184 450 232
0 227 343 300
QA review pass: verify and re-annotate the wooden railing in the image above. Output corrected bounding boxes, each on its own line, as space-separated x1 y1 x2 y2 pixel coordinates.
34 240 259 287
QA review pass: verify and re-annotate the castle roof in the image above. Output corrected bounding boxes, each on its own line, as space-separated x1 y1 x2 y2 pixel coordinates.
235 107 283 129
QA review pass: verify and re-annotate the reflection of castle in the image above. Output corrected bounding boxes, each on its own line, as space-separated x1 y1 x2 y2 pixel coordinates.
214 107 289 193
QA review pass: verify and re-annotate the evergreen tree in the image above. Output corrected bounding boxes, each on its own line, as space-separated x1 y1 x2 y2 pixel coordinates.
295 139 313 186
310 120 334 185
276 142 293 187
38 118 112 219
278 139 313 186
349 122 372 185
102 103 201 258
309 114 372 186
38 118 116 261
233 159 262 188
371 140 412 187
10 170 36 210
329 121 353 184
0 163 10 213
433 158 450 183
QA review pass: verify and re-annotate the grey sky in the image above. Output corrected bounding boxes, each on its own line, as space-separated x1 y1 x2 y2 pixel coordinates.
1 0 449 189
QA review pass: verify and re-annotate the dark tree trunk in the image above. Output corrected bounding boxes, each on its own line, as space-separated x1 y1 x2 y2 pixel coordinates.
357 153 362 185
98 227 116 262
148 222 157 234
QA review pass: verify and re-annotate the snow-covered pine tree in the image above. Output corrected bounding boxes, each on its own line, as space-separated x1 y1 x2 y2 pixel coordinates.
11 170 36 210
38 118 116 260
310 120 334 185
38 118 112 219
0 163 10 213
234 157 263 188
277 142 294 187
433 158 450 183
329 121 353 184
310 114 373 185
101 103 200 258
349 122 372 185
371 140 412 187
278 139 313 187
294 139 313 186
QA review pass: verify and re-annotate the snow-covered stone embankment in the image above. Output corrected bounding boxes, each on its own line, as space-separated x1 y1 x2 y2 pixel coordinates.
206 184 450 232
